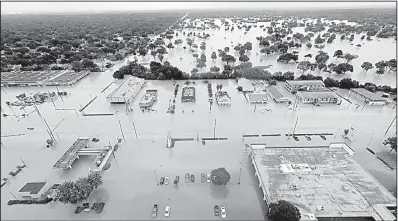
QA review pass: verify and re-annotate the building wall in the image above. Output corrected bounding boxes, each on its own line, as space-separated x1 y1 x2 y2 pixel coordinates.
298 95 338 104
285 82 325 93
349 90 386 106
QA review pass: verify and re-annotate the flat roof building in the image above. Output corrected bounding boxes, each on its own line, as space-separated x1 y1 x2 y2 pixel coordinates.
285 80 325 93
297 91 339 104
245 93 268 104
106 76 145 104
182 87 196 102
216 91 231 105
238 78 255 92
267 85 290 103
248 141 396 221
19 182 48 199
348 88 386 106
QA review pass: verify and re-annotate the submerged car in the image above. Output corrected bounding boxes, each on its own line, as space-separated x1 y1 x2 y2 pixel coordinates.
185 173 190 183
160 177 165 185
165 206 171 217
320 135 327 140
214 205 220 216
201 173 206 182
164 177 169 185
207 174 211 183
305 135 311 141
191 174 195 182
152 204 158 218
293 136 299 141
221 207 226 218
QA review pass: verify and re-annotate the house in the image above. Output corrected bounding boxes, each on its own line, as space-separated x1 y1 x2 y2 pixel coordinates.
216 91 231 105
18 182 49 199
238 78 255 92
296 91 339 104
285 80 325 93
348 88 387 106
267 86 290 103
182 87 196 102
246 93 268 104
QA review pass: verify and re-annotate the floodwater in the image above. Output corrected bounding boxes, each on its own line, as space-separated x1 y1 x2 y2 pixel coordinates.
1 17 397 220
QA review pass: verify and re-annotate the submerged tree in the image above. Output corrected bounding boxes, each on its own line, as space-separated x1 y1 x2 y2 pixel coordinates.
268 200 301 221
383 136 397 153
210 167 231 185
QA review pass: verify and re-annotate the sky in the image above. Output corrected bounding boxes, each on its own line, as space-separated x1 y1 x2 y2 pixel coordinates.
1 2 396 14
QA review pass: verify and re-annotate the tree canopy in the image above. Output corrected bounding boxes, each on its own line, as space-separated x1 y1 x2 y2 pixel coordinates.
268 200 301 221
210 167 231 186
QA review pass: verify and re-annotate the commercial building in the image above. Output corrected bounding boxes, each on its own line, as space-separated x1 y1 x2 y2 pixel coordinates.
245 93 268 104
216 91 231 105
139 90 158 108
106 76 145 104
285 80 325 93
267 86 290 103
238 78 255 92
181 87 196 102
248 140 396 221
296 91 339 104
348 88 387 106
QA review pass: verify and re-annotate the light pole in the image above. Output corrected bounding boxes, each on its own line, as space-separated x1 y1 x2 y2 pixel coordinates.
238 162 243 185
154 169 159 186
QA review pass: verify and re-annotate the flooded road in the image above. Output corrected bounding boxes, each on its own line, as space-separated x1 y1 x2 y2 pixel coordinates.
1 17 396 220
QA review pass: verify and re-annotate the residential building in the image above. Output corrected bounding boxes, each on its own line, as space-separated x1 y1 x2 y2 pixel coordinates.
348 88 387 106
238 78 255 92
285 80 325 93
245 93 268 104
18 182 49 199
267 86 290 103
182 87 196 102
296 91 339 104
216 91 231 105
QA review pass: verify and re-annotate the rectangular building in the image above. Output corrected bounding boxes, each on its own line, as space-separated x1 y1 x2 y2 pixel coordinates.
216 91 231 105
139 89 158 108
238 78 255 92
249 142 396 221
182 87 196 102
245 93 268 104
106 76 145 103
296 91 339 104
285 80 325 93
18 182 49 199
348 88 386 106
267 85 290 103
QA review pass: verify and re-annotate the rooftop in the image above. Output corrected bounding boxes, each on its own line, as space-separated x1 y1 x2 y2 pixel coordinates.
182 87 195 97
238 78 255 91
19 182 46 194
297 91 339 100
107 76 145 99
350 88 385 101
247 93 268 102
251 143 396 220
267 85 286 100
286 80 325 86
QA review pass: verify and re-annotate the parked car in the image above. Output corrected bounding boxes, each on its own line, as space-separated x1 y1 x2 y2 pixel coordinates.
175 176 179 184
201 173 206 182
165 206 170 217
293 136 299 141
207 174 211 183
305 135 311 141
152 204 158 218
191 174 195 182
160 177 165 185
185 173 190 183
164 177 169 185
320 135 327 140
221 207 227 218
214 205 220 216
83 203 90 212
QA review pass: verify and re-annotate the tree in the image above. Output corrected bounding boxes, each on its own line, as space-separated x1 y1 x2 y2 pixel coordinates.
167 43 175 49
210 66 220 72
224 47 230 52
200 43 206 51
157 54 164 63
239 55 250 63
166 35 174 42
315 51 330 64
72 61 83 72
277 53 298 63
333 50 344 60
383 137 397 153
200 53 207 63
268 200 301 221
191 68 199 75
151 50 157 60
339 78 359 89
138 47 148 56
193 53 199 59
297 61 311 73
113 70 124 79
211 51 217 60
221 55 236 65
269 80 277 85
375 61 388 76
150 61 163 73
239 48 246 56
196 61 206 69
324 77 339 87
283 71 295 81
387 59 397 73
304 54 312 60
334 63 354 74
186 38 193 48
306 42 312 48
361 62 374 72
210 167 231 185
343 53 358 63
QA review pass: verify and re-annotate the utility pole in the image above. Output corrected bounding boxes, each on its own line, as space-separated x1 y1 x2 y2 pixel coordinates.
292 117 299 136
47 90 56 108
154 169 159 186
119 120 125 140
43 118 56 141
213 119 217 138
132 122 139 141
9 191 17 200
238 167 242 185
385 115 397 135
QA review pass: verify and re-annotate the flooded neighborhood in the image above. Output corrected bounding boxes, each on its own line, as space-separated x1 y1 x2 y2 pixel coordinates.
1 2 397 221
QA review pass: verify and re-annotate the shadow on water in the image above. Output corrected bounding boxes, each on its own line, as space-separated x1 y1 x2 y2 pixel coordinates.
210 184 229 199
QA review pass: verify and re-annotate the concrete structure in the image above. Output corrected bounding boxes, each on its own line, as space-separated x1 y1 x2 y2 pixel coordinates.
53 137 91 170
348 88 387 106
238 78 255 92
106 76 145 103
181 87 196 102
296 91 339 104
285 80 325 93
215 91 231 105
18 182 49 199
245 93 268 104
248 140 396 221
139 89 158 108
267 86 290 103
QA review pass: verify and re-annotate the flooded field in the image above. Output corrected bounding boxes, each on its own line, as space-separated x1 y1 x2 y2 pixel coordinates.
1 17 397 220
